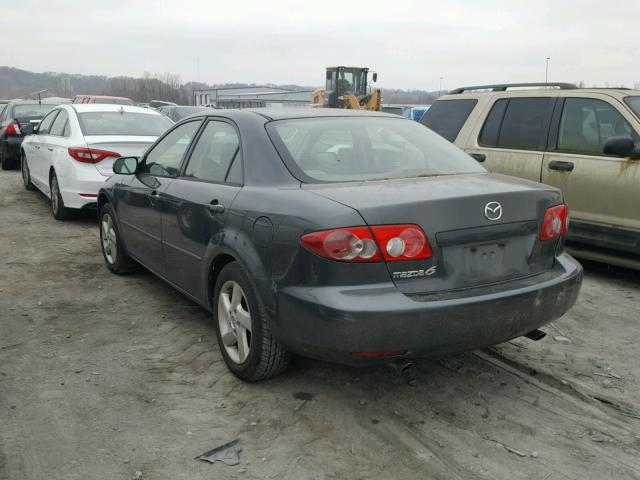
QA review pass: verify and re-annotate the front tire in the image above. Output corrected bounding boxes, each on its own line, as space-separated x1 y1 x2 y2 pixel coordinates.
99 203 139 274
21 152 35 190
213 262 290 381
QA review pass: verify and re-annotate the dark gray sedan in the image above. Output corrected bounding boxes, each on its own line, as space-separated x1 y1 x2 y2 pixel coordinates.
97 109 582 381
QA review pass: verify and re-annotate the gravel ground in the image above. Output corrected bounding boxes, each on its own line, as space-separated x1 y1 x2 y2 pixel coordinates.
1 169 639 480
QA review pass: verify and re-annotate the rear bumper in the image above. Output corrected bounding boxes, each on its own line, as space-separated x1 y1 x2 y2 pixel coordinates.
274 253 582 364
2 137 23 163
57 163 110 210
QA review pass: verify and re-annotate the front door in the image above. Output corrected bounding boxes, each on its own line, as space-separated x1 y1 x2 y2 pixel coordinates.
161 119 243 301
116 120 202 274
542 95 640 252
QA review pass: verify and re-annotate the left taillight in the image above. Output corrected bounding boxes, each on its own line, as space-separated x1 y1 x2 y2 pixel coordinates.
5 120 21 136
68 147 121 164
300 224 432 263
540 204 569 241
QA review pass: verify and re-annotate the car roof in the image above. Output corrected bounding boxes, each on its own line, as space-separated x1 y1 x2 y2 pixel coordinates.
69 104 163 115
217 108 402 121
441 87 640 101
74 95 132 100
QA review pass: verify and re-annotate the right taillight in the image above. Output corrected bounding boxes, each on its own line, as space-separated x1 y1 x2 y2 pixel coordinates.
300 224 431 262
68 147 121 164
540 204 569 241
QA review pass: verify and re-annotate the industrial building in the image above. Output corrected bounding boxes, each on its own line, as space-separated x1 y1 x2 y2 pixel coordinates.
193 86 314 108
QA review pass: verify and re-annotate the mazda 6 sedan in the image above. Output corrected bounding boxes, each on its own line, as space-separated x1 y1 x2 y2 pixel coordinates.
97 109 583 381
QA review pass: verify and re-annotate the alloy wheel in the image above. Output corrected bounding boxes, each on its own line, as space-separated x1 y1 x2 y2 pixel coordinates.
21 156 29 187
51 176 59 214
217 280 252 364
101 214 118 264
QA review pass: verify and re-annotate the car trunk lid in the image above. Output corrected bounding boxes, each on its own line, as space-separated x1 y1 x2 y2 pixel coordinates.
302 173 563 294
83 136 157 176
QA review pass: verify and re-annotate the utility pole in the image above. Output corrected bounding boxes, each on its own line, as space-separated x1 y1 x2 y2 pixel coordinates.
439 76 444 93
545 57 550 83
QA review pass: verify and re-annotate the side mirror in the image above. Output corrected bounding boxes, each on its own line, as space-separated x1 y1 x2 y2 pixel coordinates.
113 156 140 175
603 136 635 157
372 72 378 83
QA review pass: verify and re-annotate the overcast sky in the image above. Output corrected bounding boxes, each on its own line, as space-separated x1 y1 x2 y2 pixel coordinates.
1 0 638 90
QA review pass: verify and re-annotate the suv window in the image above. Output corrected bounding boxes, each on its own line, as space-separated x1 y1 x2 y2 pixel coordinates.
141 120 201 177
557 98 636 154
49 110 68 136
420 99 477 142
479 97 552 150
37 110 59 135
184 121 242 184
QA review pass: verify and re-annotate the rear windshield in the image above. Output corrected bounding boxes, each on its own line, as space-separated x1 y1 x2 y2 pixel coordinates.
78 112 173 136
624 96 640 119
420 99 477 142
267 116 485 183
13 104 56 118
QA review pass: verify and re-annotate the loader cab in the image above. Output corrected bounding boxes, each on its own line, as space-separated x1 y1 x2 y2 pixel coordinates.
324 66 375 107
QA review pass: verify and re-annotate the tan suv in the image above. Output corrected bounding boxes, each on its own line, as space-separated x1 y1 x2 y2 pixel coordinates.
421 83 640 269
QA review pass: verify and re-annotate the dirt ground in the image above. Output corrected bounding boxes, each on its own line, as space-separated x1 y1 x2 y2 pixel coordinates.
1 169 639 480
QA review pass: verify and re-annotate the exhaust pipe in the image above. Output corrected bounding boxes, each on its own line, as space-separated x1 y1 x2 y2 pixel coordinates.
524 329 547 341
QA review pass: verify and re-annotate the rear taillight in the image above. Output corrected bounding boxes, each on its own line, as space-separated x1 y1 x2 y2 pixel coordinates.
68 147 121 164
5 121 21 136
300 224 431 262
540 204 569 241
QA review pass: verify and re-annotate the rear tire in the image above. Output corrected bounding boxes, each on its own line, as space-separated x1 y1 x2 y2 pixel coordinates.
21 152 35 190
99 202 139 274
213 262 290 381
49 171 74 220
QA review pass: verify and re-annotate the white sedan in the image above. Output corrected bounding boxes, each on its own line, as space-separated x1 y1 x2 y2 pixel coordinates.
20 104 173 219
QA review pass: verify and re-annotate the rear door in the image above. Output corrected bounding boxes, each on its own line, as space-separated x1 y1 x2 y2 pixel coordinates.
161 119 242 300
116 119 202 275
27 109 59 187
466 96 557 182
542 94 640 251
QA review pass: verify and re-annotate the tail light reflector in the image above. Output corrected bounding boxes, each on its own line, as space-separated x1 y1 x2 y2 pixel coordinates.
540 204 569 240
68 147 121 164
300 224 431 263
5 121 21 136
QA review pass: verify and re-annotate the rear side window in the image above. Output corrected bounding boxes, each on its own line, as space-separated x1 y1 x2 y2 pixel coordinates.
557 98 637 154
420 99 477 142
184 121 242 184
50 110 69 136
479 97 552 150
36 110 59 135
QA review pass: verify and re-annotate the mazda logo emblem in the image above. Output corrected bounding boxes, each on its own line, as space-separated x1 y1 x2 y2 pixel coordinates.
484 202 502 221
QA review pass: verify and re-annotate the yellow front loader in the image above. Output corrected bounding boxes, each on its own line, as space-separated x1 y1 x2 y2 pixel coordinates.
312 66 381 111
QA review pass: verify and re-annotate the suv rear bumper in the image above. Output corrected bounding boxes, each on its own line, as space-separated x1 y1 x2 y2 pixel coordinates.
274 253 582 364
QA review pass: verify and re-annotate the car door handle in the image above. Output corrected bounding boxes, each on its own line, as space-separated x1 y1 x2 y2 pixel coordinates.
47 148 53 152
34 145 40 150
469 153 486 162
206 200 225 214
548 160 574 172
148 190 159 205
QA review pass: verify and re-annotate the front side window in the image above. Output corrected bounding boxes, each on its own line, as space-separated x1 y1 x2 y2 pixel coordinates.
267 117 485 183
184 121 242 184
557 98 637 154
141 121 201 177
49 110 69 136
77 112 173 136
421 99 477 142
